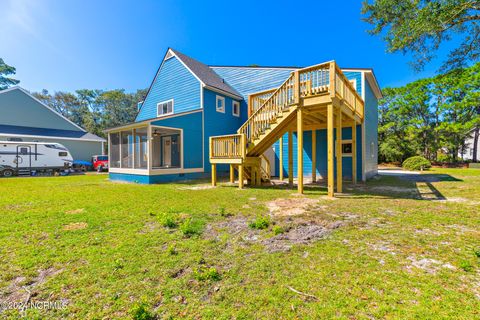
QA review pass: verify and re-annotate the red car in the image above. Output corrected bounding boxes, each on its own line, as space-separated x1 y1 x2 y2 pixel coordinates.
92 155 108 171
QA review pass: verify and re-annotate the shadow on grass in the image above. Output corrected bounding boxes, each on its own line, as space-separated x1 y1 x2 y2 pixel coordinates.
207 172 463 201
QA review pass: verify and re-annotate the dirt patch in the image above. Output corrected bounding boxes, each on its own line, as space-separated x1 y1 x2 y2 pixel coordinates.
267 197 319 216
65 208 85 214
139 221 160 234
178 185 215 190
0 267 63 305
63 222 88 231
264 221 343 253
369 241 397 255
406 256 455 274
446 224 478 234
207 216 259 242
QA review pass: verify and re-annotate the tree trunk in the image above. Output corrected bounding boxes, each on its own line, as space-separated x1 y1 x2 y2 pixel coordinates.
473 126 479 162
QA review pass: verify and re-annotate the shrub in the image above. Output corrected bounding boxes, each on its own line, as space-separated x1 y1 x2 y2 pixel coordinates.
180 218 204 237
193 266 221 281
159 213 178 228
474 248 480 258
166 245 177 255
402 156 431 171
460 260 474 272
130 302 155 320
249 216 270 230
273 226 285 235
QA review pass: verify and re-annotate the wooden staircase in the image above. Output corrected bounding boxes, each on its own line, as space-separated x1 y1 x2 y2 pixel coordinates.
209 61 364 193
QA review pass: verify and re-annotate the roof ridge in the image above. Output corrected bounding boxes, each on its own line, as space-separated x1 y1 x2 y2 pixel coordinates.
169 49 243 98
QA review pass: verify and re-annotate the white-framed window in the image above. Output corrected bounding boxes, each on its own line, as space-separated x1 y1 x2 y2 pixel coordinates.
157 99 174 117
216 95 225 113
341 139 353 156
232 101 240 117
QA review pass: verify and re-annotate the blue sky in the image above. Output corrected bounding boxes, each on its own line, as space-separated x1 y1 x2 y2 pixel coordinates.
0 0 456 93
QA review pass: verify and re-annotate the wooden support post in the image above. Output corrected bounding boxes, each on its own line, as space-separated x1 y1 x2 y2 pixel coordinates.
297 108 304 194
211 164 217 186
351 122 357 184
312 130 316 183
288 130 293 187
336 109 343 193
279 136 284 181
238 164 244 189
229 164 235 183
256 166 261 185
327 104 335 197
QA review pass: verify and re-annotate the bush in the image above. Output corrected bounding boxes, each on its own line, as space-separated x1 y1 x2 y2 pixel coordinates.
249 216 270 230
130 302 155 320
273 226 285 235
159 213 178 228
402 156 431 171
193 266 221 281
180 218 204 237
460 260 474 272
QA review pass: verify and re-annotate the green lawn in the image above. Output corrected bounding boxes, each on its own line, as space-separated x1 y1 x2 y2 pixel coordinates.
0 169 479 319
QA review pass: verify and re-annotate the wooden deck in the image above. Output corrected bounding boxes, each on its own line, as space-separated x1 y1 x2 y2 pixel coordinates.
209 61 364 197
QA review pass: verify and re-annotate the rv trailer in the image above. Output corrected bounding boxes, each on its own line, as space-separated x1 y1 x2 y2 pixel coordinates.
0 141 73 177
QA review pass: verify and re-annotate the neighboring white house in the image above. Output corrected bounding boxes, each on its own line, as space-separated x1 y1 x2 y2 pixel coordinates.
460 129 480 161
0 86 105 161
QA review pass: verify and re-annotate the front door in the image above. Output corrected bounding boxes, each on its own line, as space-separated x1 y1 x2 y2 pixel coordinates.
162 136 172 167
15 145 32 170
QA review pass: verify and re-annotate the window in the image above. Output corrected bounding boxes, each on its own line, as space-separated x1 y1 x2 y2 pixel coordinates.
121 130 134 168
232 101 240 117
19 147 28 155
342 142 352 155
216 96 225 113
58 152 68 157
157 99 174 117
342 140 353 157
110 133 120 168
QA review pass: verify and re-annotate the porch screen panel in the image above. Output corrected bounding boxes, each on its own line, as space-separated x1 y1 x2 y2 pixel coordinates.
110 133 120 168
134 128 148 169
121 130 133 168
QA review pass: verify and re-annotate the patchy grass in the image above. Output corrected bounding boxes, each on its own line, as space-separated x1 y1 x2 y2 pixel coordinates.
0 168 479 318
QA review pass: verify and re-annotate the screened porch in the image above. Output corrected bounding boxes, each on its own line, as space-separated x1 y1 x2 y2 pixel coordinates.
108 124 182 174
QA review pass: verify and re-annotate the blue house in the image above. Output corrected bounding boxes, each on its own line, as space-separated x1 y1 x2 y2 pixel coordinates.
106 48 382 196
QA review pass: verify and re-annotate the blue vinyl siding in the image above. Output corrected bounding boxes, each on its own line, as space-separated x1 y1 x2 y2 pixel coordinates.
136 56 201 121
343 71 362 94
150 111 203 169
203 88 243 172
273 125 362 181
363 78 379 178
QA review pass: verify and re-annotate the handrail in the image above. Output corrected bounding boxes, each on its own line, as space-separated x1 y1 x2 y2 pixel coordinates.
210 61 365 161
248 88 277 116
209 134 245 159
238 73 296 142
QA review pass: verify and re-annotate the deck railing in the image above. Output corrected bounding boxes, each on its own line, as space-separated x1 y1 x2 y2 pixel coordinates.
248 88 276 116
333 64 364 119
209 134 245 159
209 61 364 160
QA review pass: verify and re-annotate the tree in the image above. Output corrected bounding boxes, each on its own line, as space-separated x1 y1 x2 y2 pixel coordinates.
378 63 479 163
362 0 480 71
0 58 20 90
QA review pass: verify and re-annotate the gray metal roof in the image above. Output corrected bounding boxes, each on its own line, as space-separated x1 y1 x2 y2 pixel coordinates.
170 49 243 99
